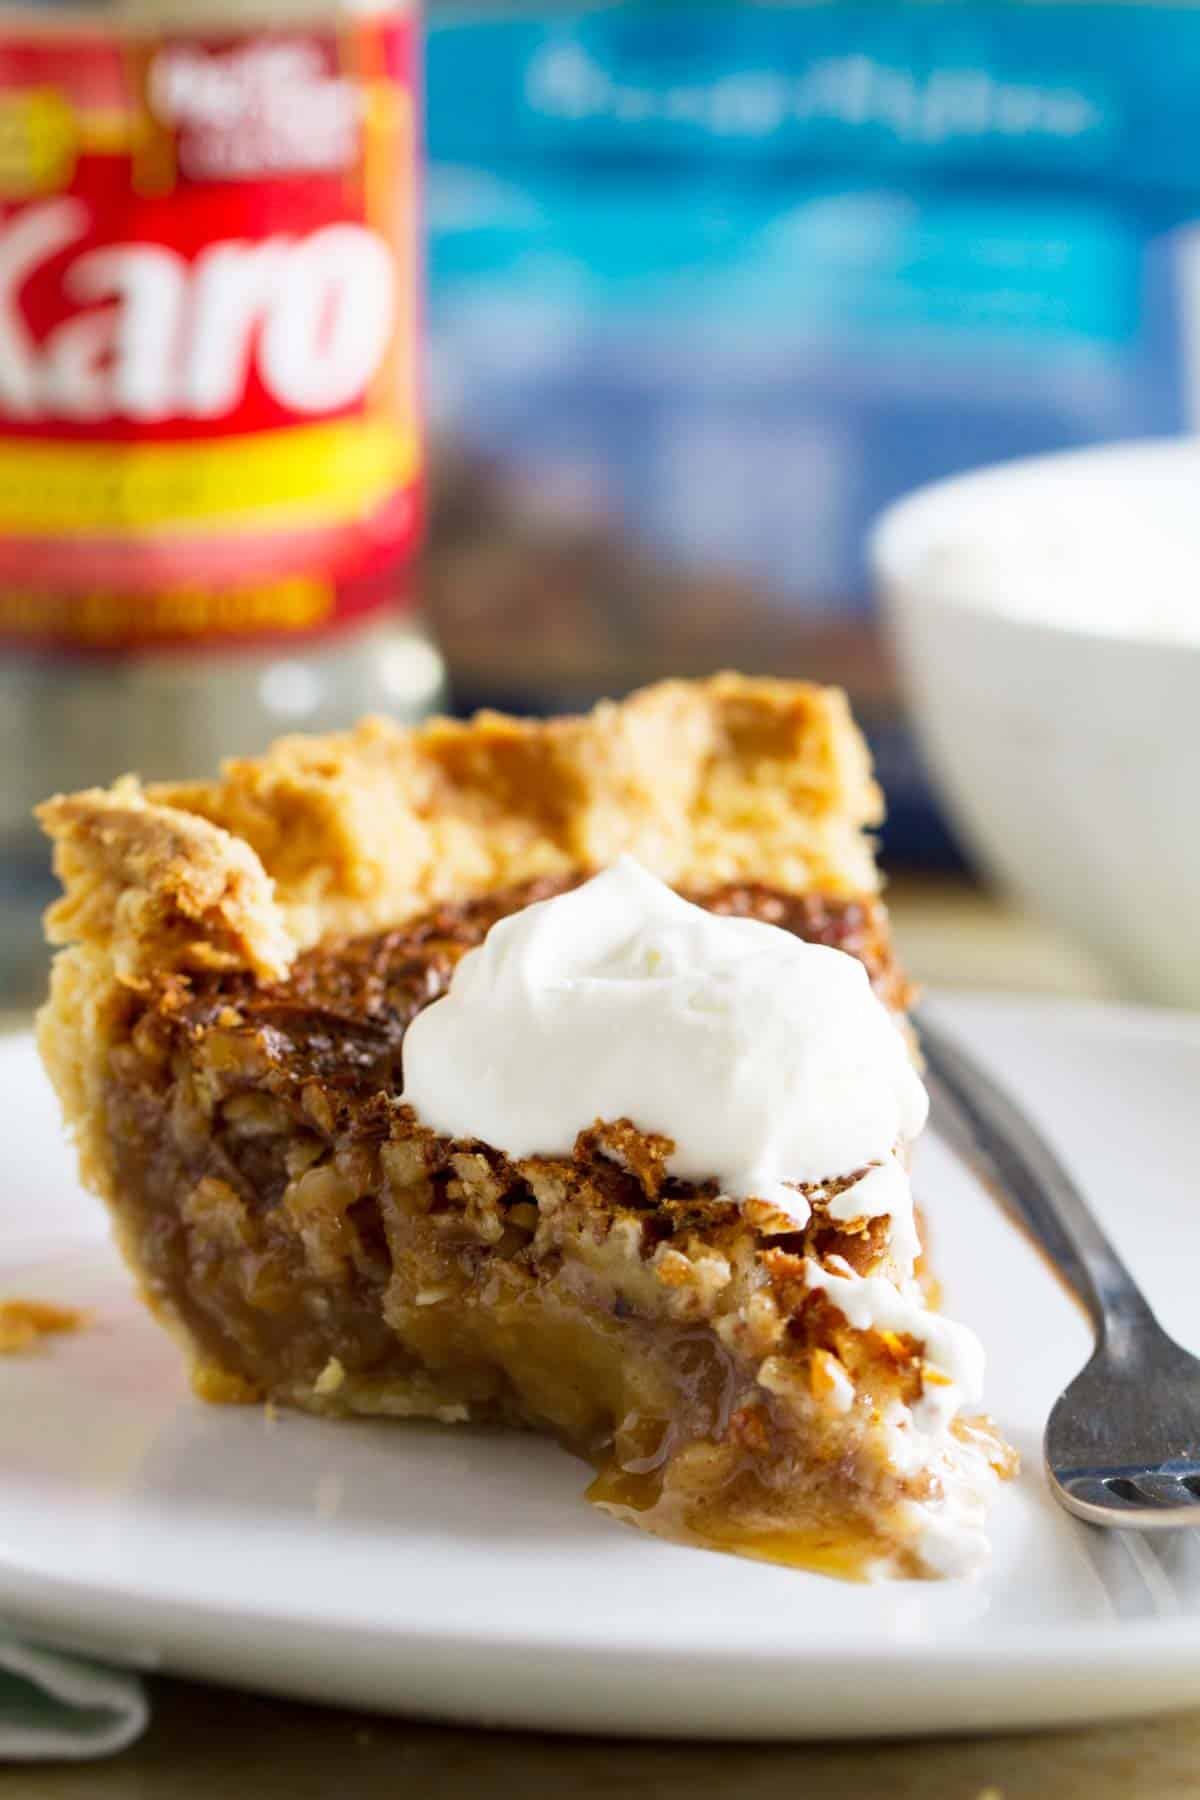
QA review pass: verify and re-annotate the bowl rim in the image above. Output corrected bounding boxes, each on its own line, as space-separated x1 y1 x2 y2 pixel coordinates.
868 434 1200 654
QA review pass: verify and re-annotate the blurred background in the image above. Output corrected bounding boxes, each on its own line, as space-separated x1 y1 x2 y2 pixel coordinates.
5 0 1199 1007
422 0 1172 861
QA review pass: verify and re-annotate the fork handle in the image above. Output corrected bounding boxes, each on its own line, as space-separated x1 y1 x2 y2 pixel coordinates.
916 1011 1159 1349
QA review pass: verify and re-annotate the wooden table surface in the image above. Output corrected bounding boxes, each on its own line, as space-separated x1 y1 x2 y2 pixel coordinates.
4 877 1194 1800
8 1680 1200 1800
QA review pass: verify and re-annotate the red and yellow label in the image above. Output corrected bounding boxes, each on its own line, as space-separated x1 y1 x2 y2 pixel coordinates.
0 12 420 652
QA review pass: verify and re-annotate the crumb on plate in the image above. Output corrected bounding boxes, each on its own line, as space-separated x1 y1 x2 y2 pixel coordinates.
0 1299 87 1355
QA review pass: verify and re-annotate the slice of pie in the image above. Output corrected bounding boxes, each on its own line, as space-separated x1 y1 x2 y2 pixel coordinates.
37 674 1013 1579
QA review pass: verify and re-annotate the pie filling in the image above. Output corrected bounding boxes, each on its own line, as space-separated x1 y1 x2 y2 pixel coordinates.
100 874 1012 1580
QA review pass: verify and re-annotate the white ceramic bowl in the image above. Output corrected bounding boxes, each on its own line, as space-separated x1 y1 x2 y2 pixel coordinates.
871 439 1200 1008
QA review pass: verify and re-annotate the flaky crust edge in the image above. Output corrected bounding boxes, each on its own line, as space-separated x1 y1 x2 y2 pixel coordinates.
34 673 882 1290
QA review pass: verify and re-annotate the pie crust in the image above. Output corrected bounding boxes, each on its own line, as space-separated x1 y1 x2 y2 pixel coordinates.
37 674 1011 1578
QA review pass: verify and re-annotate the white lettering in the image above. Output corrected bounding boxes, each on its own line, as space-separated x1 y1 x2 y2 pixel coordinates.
0 199 88 417
39 308 115 421
0 208 395 424
149 42 361 178
66 244 186 421
184 238 288 418
259 226 394 413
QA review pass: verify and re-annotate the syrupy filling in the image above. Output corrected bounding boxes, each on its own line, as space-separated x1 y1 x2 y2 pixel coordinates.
107 875 901 1363
150 874 909 1095
100 876 1007 1578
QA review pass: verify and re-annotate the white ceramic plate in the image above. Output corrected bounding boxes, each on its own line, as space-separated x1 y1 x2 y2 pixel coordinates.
3 996 1200 1740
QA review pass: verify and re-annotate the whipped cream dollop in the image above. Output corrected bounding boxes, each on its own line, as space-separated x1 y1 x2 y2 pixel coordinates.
401 856 928 1222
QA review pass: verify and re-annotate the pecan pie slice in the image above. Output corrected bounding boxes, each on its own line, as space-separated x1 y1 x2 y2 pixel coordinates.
37 675 1013 1579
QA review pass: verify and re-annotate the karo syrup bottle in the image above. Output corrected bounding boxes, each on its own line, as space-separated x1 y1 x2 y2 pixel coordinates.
0 0 443 1004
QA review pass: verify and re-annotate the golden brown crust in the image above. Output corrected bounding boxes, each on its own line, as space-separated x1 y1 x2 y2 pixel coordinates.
38 675 881 987
38 778 296 984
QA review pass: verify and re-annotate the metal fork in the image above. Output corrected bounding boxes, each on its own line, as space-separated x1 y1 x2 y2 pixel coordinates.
917 1011 1200 1530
